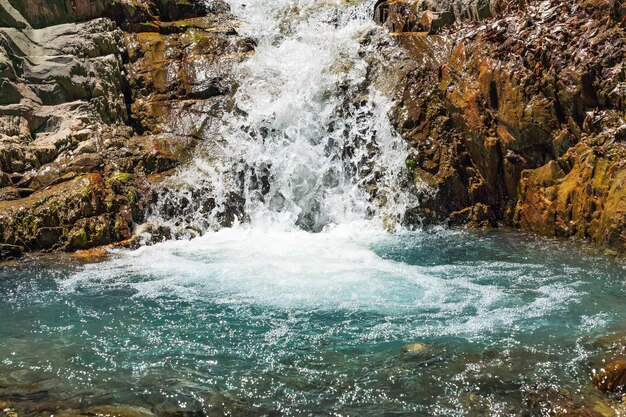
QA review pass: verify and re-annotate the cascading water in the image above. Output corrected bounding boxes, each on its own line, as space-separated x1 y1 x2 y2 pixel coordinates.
1 1 625 416
147 0 417 236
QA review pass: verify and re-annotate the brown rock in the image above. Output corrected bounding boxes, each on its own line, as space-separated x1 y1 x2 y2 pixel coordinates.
594 360 626 393
524 385 604 417
401 342 428 353
375 0 626 253
0 0 245 256
87 405 156 417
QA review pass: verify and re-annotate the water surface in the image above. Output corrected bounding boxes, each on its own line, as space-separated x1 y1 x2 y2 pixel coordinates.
1 227 624 416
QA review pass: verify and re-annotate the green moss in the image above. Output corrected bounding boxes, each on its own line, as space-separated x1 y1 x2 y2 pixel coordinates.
68 228 88 249
109 172 135 184
91 222 108 244
80 184 93 198
128 189 140 219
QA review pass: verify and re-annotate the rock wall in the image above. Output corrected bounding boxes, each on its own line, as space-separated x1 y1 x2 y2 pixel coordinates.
0 0 252 258
375 0 626 252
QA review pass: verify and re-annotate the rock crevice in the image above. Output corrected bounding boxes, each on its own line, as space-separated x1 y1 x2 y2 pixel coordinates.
374 0 625 252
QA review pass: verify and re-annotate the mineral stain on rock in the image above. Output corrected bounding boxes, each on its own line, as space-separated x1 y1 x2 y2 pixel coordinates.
373 0 625 253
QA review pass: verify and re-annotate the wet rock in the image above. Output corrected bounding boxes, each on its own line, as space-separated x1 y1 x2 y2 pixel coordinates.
124 16 251 138
202 392 267 417
5 0 208 30
153 399 205 417
0 0 247 255
594 360 626 394
524 385 604 417
0 406 17 417
592 332 626 354
55 413 92 417
0 400 17 417
374 0 526 33
515 135 626 253
0 243 22 260
374 0 626 253
87 405 156 417
401 342 429 353
0 173 148 252
419 10 455 33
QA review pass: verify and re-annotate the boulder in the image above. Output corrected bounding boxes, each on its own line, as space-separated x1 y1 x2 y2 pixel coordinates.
401 342 429 353
0 243 21 259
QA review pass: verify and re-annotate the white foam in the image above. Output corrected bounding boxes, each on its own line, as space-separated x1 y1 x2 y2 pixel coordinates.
59 225 582 341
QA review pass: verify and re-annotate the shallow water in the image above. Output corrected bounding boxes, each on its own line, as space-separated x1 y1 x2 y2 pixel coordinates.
1 0 624 416
1 228 624 416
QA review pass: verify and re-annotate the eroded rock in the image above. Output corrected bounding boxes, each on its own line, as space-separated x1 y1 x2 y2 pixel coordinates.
374 0 626 252
0 0 251 258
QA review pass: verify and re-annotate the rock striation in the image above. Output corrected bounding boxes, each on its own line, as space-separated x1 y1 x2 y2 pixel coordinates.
0 0 252 257
374 0 626 253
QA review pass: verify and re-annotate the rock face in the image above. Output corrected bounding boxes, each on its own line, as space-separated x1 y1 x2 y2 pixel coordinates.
374 0 626 252
1 0 624 257
0 0 251 257
374 0 526 33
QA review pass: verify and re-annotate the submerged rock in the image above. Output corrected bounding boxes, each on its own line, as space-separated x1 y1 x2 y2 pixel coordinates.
594 360 626 394
401 342 429 353
87 405 156 417
524 385 604 417
0 244 21 260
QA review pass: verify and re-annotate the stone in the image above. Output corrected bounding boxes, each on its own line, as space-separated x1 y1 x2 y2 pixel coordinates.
152 399 205 417
87 405 156 417
401 342 428 353
0 243 22 260
0 173 148 252
124 16 249 138
419 10 455 33
0 408 18 417
0 0 248 256
0 171 10 187
592 332 626 352
594 360 626 393
524 385 604 417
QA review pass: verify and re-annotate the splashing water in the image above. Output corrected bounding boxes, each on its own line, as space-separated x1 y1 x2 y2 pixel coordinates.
2 2 626 417
148 0 415 235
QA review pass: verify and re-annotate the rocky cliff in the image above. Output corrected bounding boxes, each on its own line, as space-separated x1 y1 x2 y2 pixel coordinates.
374 0 626 253
0 0 252 258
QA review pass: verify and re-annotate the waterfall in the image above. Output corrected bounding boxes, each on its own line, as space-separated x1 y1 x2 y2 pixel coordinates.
145 0 416 238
